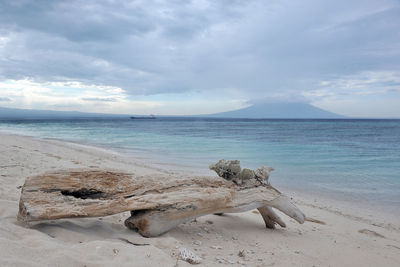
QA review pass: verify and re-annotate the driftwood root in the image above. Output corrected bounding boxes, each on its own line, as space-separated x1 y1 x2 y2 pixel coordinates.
18 159 305 237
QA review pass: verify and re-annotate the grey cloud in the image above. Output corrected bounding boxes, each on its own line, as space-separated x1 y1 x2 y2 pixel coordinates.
0 97 11 102
0 0 154 42
0 0 399 102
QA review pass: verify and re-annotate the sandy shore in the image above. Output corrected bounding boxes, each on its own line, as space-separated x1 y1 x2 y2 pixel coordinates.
0 133 399 266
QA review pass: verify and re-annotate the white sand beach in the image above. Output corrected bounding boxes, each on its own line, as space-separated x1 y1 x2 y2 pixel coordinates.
0 132 399 267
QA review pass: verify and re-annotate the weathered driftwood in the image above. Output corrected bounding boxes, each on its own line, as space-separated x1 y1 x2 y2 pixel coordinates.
18 160 305 237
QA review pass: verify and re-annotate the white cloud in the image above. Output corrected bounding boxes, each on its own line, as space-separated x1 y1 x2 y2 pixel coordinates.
304 71 400 100
307 71 400 117
0 79 162 112
0 79 248 115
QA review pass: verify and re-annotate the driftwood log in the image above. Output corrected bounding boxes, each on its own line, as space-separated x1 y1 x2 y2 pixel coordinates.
18 160 305 237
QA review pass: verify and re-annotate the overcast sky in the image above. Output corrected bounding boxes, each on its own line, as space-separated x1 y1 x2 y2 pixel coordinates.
0 0 399 117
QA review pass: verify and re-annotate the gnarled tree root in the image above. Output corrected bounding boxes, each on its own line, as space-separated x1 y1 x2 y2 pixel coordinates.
124 195 304 237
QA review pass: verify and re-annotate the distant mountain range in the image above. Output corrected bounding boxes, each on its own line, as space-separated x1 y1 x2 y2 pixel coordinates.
0 102 344 119
206 102 344 119
0 107 125 119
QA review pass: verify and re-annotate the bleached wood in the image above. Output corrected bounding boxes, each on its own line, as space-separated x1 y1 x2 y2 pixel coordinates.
18 163 305 237
124 199 298 237
257 206 286 229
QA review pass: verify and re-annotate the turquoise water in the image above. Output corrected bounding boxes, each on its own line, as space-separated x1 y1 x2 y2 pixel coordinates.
1 118 399 212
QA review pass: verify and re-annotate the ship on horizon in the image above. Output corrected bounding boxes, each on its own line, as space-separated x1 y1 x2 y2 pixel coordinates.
130 114 156 119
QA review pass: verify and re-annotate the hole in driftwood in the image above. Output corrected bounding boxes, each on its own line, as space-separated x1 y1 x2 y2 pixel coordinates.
130 209 152 217
61 188 107 199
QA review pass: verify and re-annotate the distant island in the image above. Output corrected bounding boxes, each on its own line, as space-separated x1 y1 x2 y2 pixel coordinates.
205 102 345 119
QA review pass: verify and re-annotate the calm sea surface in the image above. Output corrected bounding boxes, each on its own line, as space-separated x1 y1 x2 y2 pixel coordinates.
1 118 399 213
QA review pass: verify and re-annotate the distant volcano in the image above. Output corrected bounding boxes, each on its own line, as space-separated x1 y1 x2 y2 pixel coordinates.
207 102 345 119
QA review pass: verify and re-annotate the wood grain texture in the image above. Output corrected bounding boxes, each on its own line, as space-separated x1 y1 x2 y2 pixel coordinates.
18 166 305 237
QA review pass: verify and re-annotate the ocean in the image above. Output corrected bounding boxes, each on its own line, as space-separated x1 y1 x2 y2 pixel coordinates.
1 118 399 214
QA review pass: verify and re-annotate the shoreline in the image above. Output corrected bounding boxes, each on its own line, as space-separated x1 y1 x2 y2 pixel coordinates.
1 130 398 229
1 132 399 266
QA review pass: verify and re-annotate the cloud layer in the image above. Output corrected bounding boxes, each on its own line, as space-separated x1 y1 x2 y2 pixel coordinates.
0 0 399 116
